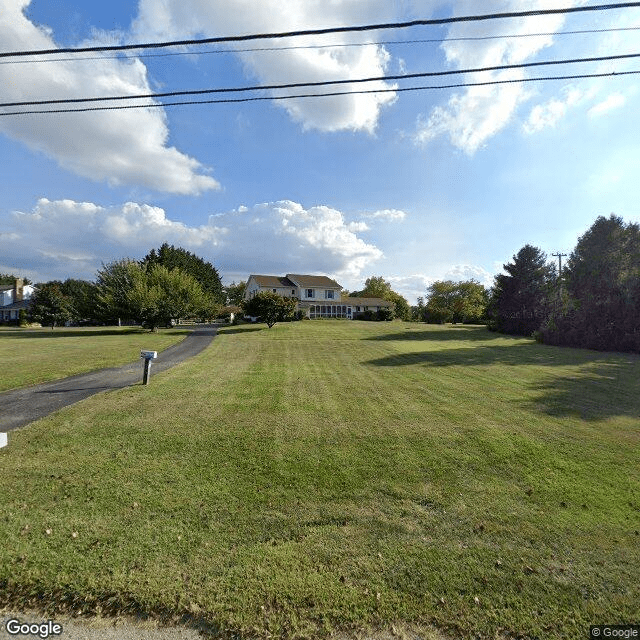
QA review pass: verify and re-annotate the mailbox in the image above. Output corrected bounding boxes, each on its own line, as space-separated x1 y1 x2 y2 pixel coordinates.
140 350 157 385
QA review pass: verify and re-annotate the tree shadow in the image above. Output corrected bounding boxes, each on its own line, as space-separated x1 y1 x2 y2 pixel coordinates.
528 362 640 421
366 342 580 368
366 342 640 421
365 325 507 343
217 326 265 335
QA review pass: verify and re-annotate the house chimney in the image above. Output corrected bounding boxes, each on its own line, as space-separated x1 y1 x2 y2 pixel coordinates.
14 278 24 302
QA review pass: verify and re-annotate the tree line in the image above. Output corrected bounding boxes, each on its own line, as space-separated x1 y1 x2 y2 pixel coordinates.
7 214 639 350
488 214 640 352
23 244 227 330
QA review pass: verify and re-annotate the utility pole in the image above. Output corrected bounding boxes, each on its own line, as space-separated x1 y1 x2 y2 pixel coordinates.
552 252 567 279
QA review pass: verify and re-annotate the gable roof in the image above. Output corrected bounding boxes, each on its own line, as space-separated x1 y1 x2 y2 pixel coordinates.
286 274 342 289
249 275 296 288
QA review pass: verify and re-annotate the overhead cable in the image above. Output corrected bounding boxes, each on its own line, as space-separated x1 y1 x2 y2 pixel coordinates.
2 25 639 66
1 69 636 117
1 2 639 59
2 51 638 109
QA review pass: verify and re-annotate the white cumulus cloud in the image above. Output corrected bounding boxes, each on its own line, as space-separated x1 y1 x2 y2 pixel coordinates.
132 0 400 133
3 198 382 283
0 0 219 194
414 0 584 153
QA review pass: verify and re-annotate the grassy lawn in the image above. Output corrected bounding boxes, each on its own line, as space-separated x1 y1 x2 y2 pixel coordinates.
0 326 190 392
0 321 638 639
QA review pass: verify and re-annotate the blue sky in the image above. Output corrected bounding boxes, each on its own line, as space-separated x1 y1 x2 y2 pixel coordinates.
1 0 639 303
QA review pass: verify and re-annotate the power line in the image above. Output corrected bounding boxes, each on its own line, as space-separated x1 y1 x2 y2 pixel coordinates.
2 25 639 66
1 2 639 59
2 51 638 110
1 69 637 117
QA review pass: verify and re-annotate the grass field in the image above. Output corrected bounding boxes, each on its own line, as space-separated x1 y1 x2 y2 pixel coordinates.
0 326 189 392
0 321 638 639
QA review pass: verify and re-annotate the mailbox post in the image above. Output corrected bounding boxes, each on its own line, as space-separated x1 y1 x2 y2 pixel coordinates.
140 350 158 385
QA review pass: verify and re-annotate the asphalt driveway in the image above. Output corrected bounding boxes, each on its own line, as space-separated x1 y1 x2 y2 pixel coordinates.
0 324 217 432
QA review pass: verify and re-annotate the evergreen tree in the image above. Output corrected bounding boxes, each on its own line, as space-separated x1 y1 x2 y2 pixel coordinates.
540 215 640 351
488 245 555 336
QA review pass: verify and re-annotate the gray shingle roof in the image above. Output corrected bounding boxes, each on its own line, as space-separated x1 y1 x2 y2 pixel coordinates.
286 274 342 288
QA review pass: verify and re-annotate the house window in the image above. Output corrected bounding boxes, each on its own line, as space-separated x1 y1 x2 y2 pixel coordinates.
325 290 334 299
273 289 277 293
356 306 361 312
306 289 314 298
292 289 296 295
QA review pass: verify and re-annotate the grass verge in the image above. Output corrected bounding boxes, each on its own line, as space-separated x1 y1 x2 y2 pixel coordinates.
0 321 638 639
0 326 189 392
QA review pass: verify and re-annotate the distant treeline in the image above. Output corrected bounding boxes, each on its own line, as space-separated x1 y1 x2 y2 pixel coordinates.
487 214 640 353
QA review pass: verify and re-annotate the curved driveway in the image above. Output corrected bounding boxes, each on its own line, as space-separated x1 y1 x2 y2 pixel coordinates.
0 325 217 432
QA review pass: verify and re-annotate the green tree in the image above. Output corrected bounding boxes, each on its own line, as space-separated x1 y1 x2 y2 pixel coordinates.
488 245 555 336
143 244 224 305
224 281 247 306
59 279 99 323
411 296 427 322
97 260 217 330
350 276 410 320
242 291 296 328
426 280 487 324
540 215 640 351
0 273 31 285
28 282 74 329
95 259 141 324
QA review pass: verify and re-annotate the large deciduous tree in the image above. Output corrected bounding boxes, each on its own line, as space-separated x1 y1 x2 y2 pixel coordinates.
28 282 74 329
224 281 247 306
425 280 487 324
96 260 217 330
488 245 555 336
242 291 296 328
350 276 410 320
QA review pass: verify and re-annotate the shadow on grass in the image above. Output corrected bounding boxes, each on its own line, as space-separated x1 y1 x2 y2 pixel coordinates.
529 362 640 421
365 342 584 368
365 324 505 343
217 326 265 335
366 342 640 421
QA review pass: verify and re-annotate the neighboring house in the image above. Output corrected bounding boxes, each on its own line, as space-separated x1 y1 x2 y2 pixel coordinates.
244 274 393 320
0 278 34 322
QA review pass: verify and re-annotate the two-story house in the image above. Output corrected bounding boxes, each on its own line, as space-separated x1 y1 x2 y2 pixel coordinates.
244 274 393 320
0 278 34 323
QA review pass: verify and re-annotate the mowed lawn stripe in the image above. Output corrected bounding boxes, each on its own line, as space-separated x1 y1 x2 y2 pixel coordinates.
0 321 638 639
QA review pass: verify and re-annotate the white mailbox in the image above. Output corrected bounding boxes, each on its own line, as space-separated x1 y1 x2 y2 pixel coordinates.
140 350 158 359
0 432 7 448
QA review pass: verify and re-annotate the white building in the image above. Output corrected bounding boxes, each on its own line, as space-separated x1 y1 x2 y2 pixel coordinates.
244 274 393 320
0 278 34 322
